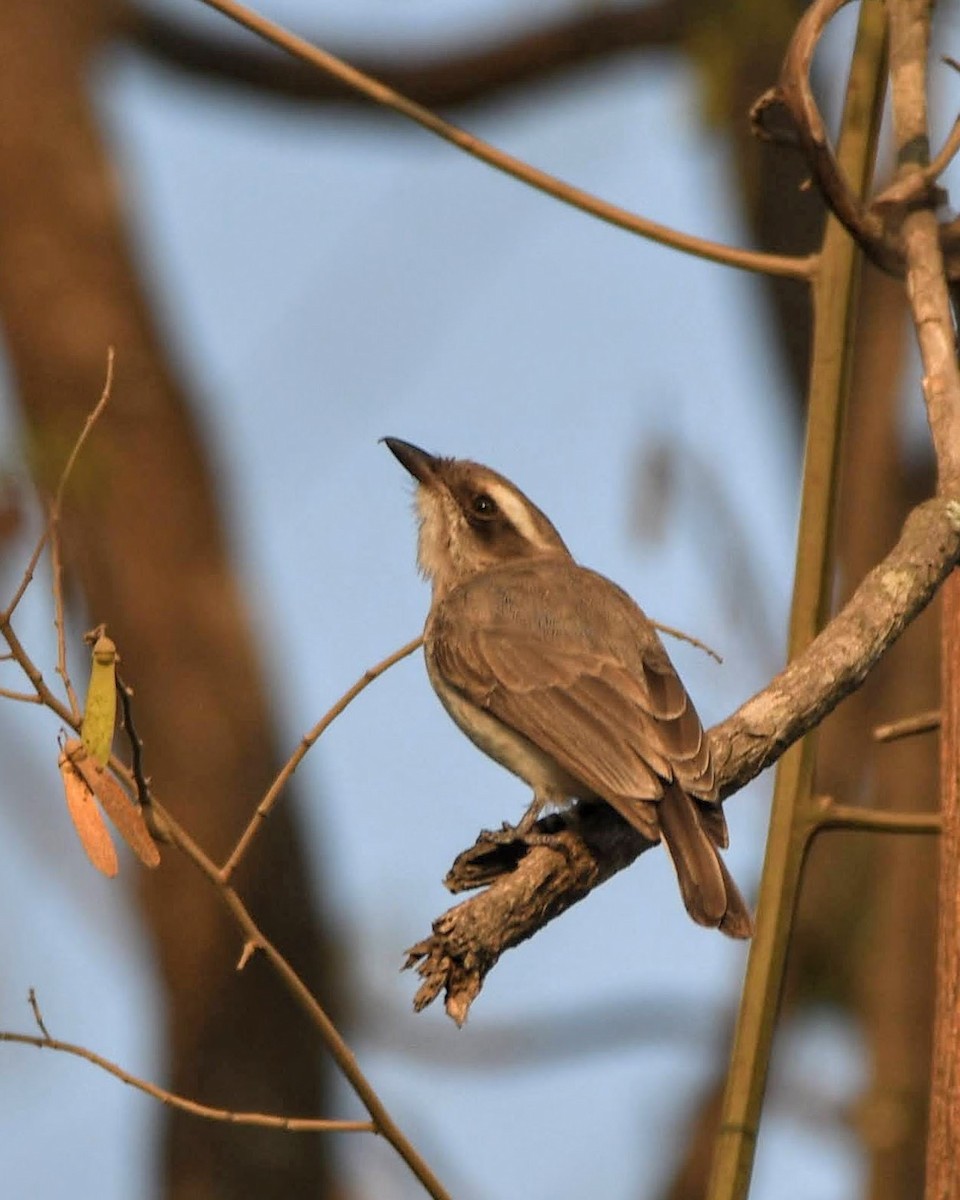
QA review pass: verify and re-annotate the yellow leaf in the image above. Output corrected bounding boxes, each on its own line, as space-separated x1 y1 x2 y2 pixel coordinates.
81 634 117 767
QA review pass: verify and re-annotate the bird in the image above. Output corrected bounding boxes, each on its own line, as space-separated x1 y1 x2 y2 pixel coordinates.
384 437 752 938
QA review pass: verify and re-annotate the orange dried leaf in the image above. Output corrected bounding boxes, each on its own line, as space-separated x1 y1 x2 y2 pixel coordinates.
59 750 118 878
66 740 160 870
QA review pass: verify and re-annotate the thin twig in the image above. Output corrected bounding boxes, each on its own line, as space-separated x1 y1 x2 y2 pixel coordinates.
872 100 960 211
0 1030 373 1134
27 989 51 1041
53 349 114 512
1 527 51 623
751 0 895 270
1 351 114 707
49 509 79 721
1 357 447 1193
195 0 814 282
161 802 452 1200
44 351 114 716
650 620 723 664
221 635 423 881
0 687 42 704
0 621 74 723
812 799 941 835
924 112 960 184
873 708 941 742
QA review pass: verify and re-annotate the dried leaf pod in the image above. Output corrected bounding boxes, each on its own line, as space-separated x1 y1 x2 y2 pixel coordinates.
65 739 160 869
81 634 118 767
59 748 118 878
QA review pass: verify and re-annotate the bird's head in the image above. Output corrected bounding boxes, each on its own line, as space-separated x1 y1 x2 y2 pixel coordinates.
383 438 571 597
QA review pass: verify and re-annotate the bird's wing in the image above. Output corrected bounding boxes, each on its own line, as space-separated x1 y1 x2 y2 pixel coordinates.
428 570 723 843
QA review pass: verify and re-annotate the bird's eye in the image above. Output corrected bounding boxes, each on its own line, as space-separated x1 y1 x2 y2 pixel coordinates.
471 493 497 517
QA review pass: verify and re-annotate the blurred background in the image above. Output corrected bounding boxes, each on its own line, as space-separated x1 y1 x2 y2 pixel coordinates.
0 1 955 1197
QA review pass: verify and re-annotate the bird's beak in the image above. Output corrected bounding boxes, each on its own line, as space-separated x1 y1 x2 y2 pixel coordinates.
382 437 441 485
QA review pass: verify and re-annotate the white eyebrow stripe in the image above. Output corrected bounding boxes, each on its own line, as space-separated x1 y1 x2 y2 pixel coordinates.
484 481 553 549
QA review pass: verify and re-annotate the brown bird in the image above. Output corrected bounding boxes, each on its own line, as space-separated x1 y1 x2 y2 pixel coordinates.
385 438 752 938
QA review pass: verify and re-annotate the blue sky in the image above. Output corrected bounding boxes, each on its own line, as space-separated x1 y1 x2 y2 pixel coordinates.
0 2 871 1196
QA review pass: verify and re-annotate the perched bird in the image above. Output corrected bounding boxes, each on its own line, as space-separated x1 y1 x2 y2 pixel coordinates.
384 438 752 938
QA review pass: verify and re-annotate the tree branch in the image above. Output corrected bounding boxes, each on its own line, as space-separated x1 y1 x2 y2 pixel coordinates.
751 0 960 281
221 635 423 881
0 1028 373 1134
190 0 812 280
407 496 960 1023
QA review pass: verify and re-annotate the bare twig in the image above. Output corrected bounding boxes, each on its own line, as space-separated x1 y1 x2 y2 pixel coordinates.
0 1030 373 1134
161 804 452 1200
2 526 52 624
194 0 814 282
650 619 723 664
53 350 114 512
924 113 960 183
3 411 446 1194
751 0 894 269
873 708 941 742
221 635 423 881
0 687 42 704
0 621 74 724
752 0 960 282
28 989 52 1041
812 798 941 835
1 350 114 714
49 511 79 721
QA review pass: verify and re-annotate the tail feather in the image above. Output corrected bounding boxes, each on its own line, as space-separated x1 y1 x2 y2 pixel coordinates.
716 854 754 939
659 786 753 939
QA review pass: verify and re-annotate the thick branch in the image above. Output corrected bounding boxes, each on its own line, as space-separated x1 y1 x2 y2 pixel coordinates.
407 496 960 1023
711 498 959 792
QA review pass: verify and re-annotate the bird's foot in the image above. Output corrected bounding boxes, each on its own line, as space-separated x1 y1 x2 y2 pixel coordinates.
479 808 562 844
478 812 572 854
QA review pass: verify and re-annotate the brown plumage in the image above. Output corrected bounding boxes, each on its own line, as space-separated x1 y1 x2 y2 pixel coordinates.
385 438 753 938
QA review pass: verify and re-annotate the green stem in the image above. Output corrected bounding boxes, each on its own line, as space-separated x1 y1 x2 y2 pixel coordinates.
707 3 890 1196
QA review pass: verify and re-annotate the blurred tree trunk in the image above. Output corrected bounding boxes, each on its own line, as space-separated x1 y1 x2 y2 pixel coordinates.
0 2 338 1197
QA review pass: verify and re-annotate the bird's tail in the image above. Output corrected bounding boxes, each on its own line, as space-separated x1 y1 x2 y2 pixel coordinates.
658 785 753 939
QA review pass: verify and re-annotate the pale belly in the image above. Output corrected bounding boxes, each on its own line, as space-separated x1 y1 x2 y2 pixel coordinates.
426 656 592 801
